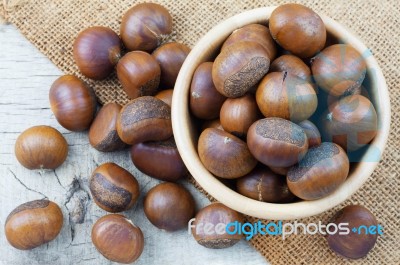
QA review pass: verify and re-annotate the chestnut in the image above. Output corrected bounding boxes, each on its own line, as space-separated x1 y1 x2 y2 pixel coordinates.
130 137 187 182
73 26 121 80
221 24 277 60
190 62 226 119
117 51 161 99
90 163 139 212
321 95 378 152
192 202 244 249
326 205 378 259
50 75 97 131
155 89 173 107
287 142 349 200
212 41 270 98
198 128 257 179
247 118 308 168
269 3 326 58
15 125 68 170
298 120 322 147
152 42 191 88
120 3 173 52
117 96 172 145
220 93 260 137
269 54 312 81
92 214 144 263
144 182 195 231
201 119 224 131
269 166 289 176
5 200 63 250
312 44 367 97
237 165 295 203
89 102 126 152
256 72 317 122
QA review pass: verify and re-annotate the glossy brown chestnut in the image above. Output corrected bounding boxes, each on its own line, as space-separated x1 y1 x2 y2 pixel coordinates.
220 93 260 137
212 41 270 98
256 72 317 122
5 200 63 250
190 62 226 119
201 119 224 131
50 75 97 131
269 4 326 58
117 51 161 99
152 42 191 88
198 128 257 179
117 96 172 145
247 118 308 168
312 44 367 97
15 125 68 170
73 26 121 80
287 142 349 200
192 202 244 249
89 103 126 152
269 54 312 81
130 138 187 182
326 205 378 259
237 165 295 203
298 120 322 147
120 3 173 52
92 214 144 263
321 95 378 152
221 24 277 60
155 89 174 107
90 163 139 212
144 182 195 231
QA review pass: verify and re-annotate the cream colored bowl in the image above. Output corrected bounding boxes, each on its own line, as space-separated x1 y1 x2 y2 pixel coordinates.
172 7 391 220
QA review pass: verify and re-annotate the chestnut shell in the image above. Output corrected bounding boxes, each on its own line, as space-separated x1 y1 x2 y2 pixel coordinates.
287 142 349 200
73 26 121 80
198 128 257 179
326 205 378 259
5 200 63 250
49 75 97 132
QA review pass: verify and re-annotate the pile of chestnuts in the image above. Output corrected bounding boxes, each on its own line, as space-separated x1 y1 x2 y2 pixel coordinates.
191 3 380 259
5 2 380 263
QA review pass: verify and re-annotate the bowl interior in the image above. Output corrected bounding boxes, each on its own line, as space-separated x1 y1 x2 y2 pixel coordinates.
172 7 391 220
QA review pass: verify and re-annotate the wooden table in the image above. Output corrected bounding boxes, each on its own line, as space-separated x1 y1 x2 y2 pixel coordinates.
0 23 268 265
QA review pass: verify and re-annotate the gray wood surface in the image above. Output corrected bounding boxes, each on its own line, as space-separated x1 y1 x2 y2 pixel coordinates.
0 24 268 265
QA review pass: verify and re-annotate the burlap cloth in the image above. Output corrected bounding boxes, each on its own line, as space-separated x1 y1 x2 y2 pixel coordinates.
1 0 399 264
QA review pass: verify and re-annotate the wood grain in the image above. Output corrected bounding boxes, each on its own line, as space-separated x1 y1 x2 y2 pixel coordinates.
0 24 268 265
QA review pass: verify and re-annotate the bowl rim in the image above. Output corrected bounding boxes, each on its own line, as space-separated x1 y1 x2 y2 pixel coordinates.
172 6 391 220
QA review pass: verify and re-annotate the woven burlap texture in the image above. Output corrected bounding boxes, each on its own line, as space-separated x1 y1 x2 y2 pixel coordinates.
2 0 399 264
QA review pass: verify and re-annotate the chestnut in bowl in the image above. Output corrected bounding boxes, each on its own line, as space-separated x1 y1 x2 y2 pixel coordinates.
172 6 390 219
198 128 257 179
247 117 308 168
190 62 226 120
